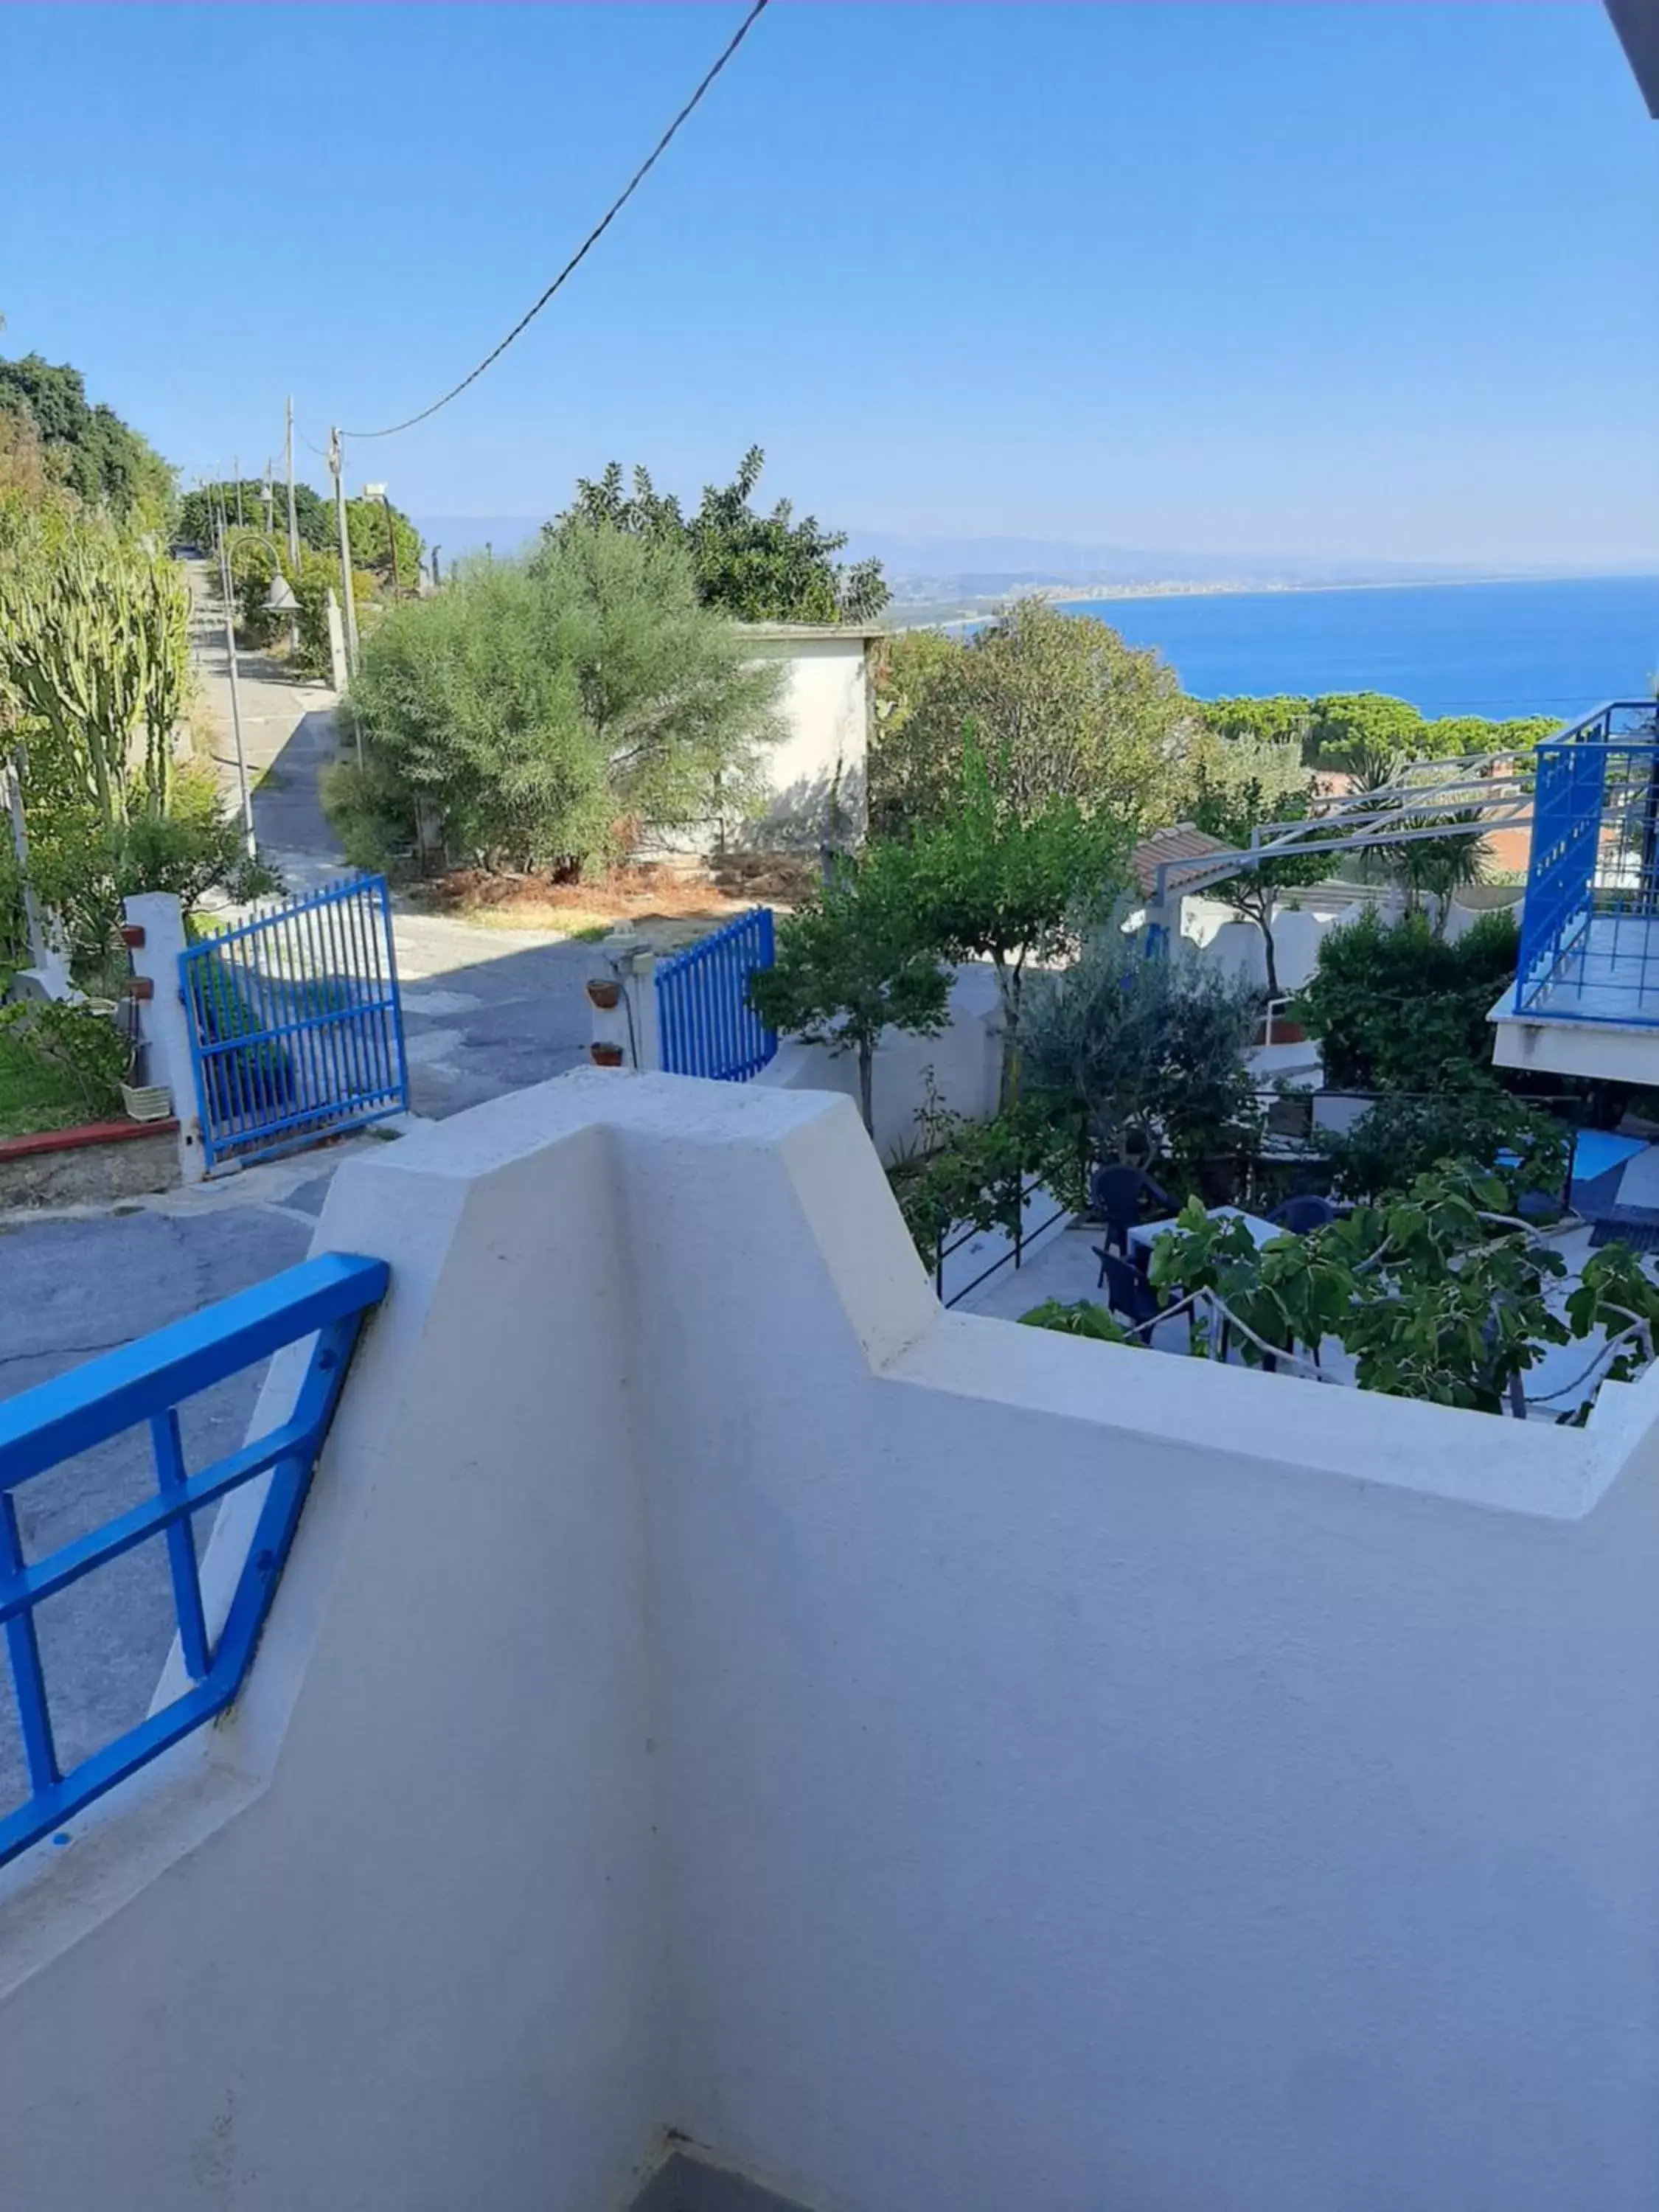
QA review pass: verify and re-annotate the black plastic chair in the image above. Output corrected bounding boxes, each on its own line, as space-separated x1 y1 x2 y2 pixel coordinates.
1091 1163 1175 1278
1099 1249 1162 1335
1267 1194 1337 1236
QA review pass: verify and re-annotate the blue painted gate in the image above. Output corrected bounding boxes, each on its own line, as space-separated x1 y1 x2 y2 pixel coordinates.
181 874 409 1171
655 906 777 1081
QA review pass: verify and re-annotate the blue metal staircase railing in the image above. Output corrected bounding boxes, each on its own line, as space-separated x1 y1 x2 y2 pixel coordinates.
0 1251 388 1871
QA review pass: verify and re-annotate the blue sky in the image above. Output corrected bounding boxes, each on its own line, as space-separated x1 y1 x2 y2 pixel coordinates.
1 3 1655 566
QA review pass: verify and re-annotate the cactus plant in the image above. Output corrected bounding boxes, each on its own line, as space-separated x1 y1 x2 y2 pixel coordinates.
0 518 191 826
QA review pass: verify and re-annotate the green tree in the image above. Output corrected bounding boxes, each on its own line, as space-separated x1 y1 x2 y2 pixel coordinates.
344 497 423 591
1307 692 1426 770
1020 936 1261 1187
874 597 1199 834
0 355 172 529
1293 907 1520 1092
1189 740 1326 998
747 847 951 1134
1200 695 1315 759
906 744 1129 1103
1422 712 1559 759
554 447 887 623
343 523 784 875
174 479 335 557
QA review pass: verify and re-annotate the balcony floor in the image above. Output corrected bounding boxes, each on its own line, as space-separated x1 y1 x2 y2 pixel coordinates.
1523 914 1659 1025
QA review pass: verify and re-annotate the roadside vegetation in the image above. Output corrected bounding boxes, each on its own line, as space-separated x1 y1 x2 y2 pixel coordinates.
0 346 270 1135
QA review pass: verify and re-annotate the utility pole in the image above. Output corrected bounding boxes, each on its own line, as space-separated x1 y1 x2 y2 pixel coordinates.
233 457 243 529
382 490 403 600
284 395 300 569
217 530 257 859
328 427 360 677
284 399 302 656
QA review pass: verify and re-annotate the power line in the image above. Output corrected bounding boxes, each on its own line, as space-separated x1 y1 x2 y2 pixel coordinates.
344 0 772 442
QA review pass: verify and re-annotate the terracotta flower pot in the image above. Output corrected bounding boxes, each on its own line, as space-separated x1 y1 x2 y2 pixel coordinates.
585 979 622 1011
589 1042 625 1068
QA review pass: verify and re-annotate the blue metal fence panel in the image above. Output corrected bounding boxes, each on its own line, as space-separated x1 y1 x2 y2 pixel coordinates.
655 906 777 1081
1514 702 1659 1025
181 874 409 1171
0 1251 387 1871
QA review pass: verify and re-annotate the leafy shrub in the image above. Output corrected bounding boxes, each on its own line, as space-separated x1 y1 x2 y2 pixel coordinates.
748 844 951 1134
1020 939 1262 1188
1324 1088 1570 1204
345 523 783 877
21 765 277 967
1020 1298 1138 1345
1146 1162 1640 1416
867 598 1200 835
1294 907 1519 1092
0 998 128 1115
891 1095 1085 1261
319 758 407 875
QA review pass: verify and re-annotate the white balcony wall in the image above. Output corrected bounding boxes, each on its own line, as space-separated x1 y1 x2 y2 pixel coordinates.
2 1074 1659 2209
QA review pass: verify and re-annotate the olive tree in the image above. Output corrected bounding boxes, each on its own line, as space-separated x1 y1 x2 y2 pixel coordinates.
1020 937 1261 1184
343 522 784 874
869 597 1200 835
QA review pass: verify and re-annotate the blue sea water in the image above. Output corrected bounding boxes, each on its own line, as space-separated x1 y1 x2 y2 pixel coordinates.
1058 576 1659 721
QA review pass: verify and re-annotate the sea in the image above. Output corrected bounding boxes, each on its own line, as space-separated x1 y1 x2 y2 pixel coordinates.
413 521 1659 726
1057 575 1659 723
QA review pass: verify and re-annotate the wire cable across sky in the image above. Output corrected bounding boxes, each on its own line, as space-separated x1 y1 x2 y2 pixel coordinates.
342 0 772 442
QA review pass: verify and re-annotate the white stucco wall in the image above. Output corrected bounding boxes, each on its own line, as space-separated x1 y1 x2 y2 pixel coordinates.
5 1074 1659 2210
737 629 872 851
0 1113 669 2212
754 960 1002 1163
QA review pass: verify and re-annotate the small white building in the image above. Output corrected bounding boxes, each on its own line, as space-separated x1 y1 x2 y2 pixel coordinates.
734 622 881 852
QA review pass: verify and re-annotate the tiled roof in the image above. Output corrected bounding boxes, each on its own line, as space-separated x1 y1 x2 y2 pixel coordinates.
1129 824 1232 896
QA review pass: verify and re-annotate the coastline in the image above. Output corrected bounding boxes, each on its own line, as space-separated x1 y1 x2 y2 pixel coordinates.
905 569 1659 636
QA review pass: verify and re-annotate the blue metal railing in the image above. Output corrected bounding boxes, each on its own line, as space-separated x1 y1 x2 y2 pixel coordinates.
1515 701 1659 1026
0 1252 387 1871
181 874 409 1172
656 906 778 1081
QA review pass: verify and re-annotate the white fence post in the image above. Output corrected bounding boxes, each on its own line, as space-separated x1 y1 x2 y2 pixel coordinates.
588 927 659 1072
122 892 206 1183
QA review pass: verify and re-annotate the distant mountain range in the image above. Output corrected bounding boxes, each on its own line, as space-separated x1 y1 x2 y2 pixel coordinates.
845 533 1563 595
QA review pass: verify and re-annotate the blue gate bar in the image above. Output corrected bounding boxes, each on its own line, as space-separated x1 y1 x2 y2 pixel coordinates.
180 874 410 1172
0 1251 388 1871
655 906 777 1082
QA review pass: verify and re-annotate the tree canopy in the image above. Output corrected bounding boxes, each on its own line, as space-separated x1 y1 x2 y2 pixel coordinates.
551 447 888 625
174 480 335 557
341 521 784 875
0 354 172 530
1202 690 1559 771
870 597 1201 835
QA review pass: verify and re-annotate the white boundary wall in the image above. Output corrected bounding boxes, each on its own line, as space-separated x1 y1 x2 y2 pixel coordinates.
3 1074 1659 2209
754 961 1002 1163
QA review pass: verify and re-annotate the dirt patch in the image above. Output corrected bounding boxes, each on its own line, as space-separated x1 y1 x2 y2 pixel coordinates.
408 858 811 953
